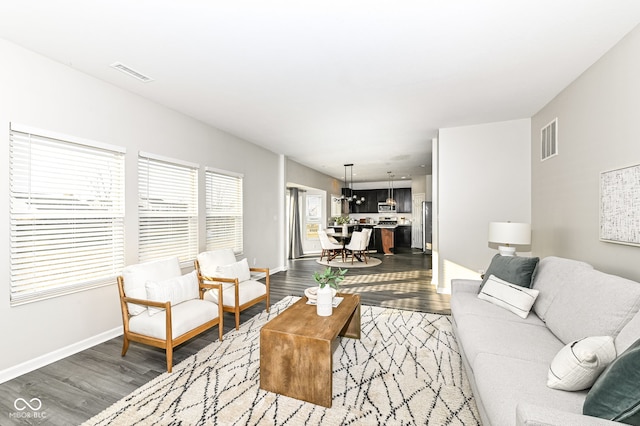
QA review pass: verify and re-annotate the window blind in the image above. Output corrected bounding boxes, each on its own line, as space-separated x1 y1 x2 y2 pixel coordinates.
205 168 243 254
138 153 198 263
9 124 126 305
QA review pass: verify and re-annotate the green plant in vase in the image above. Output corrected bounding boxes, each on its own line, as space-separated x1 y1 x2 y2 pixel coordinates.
313 267 347 316
312 266 348 290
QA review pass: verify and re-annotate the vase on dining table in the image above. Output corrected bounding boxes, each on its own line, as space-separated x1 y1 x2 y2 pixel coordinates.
342 224 348 235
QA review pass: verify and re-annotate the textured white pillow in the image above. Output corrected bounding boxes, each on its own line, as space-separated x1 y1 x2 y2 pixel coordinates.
547 336 616 391
145 270 200 316
215 258 251 283
478 274 540 319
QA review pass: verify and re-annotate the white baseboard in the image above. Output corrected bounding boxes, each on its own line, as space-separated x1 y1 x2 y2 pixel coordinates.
0 326 123 384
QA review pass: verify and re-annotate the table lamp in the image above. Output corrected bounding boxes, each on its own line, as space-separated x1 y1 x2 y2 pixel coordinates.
488 222 531 256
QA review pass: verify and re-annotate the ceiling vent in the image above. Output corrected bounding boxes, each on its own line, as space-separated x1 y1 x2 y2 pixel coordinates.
541 118 558 161
110 62 154 83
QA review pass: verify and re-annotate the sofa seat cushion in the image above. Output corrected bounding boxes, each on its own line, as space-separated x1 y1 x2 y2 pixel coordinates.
474 353 588 426
455 313 562 371
204 279 266 307
129 299 219 340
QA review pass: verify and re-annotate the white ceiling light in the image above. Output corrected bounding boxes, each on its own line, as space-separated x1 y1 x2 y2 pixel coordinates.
110 62 154 83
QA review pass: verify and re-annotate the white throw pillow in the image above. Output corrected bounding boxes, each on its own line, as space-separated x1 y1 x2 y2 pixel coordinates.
145 270 200 316
121 256 182 316
215 258 251 283
478 274 540 319
547 336 616 391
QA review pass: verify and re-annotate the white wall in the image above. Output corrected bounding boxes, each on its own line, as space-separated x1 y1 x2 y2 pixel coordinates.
435 119 531 292
531 24 640 282
0 39 283 377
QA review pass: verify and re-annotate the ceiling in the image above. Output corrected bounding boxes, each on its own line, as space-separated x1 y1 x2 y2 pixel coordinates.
1 1 640 183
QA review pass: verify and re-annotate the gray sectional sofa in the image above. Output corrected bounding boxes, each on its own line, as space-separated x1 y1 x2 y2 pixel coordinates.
451 256 640 425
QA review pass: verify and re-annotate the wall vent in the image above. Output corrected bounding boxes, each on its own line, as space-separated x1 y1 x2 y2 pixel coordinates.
110 62 154 83
541 118 558 161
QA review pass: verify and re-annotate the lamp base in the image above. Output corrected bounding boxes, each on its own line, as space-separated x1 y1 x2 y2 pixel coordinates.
498 246 517 256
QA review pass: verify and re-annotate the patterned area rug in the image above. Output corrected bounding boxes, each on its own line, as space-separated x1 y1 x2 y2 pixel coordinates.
83 297 480 425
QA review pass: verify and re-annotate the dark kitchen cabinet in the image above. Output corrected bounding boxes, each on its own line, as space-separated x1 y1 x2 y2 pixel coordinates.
394 188 412 213
394 226 412 248
347 187 412 213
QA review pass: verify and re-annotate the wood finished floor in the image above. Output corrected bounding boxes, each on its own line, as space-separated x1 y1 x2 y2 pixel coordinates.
0 249 448 426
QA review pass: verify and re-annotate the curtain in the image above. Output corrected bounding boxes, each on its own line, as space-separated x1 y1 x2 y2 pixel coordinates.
289 188 304 259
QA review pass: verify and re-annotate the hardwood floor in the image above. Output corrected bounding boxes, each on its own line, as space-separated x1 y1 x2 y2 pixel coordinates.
0 249 448 426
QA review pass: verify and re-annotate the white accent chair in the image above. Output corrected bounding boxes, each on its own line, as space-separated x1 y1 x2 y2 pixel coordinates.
195 249 270 330
117 256 223 373
346 230 369 264
318 229 345 262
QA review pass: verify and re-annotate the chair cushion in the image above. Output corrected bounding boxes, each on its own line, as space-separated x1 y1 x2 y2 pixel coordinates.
121 256 182 316
145 270 200 316
204 279 266 307
215 258 251 282
197 249 237 276
128 299 219 340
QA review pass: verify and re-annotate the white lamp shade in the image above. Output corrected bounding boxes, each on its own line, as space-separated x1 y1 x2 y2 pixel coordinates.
488 222 531 245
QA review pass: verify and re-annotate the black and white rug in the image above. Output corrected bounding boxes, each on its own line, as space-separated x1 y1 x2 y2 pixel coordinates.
83 297 480 425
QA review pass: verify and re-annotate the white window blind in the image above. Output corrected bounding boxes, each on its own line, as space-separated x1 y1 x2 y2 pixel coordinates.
206 168 243 254
138 153 198 263
9 124 126 305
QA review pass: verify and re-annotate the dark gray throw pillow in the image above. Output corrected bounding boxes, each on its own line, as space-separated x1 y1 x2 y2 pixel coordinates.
583 338 640 425
479 254 539 291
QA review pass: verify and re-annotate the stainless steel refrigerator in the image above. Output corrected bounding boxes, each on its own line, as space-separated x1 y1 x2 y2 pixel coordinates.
422 201 432 254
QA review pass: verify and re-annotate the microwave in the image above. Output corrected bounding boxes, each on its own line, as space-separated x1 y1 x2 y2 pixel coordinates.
377 202 397 213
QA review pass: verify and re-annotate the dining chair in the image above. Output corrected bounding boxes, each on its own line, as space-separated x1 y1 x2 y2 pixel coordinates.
318 230 345 262
345 230 369 264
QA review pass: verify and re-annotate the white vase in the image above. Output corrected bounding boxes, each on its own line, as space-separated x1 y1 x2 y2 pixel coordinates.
342 224 348 234
316 285 334 316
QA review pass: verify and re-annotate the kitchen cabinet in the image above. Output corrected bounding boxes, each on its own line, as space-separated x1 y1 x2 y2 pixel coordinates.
346 187 412 213
393 188 412 213
394 226 412 248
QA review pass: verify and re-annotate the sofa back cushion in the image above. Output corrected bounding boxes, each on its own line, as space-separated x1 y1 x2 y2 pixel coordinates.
541 264 640 345
532 256 594 321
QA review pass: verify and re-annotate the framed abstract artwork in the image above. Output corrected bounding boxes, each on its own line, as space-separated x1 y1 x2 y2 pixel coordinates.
600 164 640 246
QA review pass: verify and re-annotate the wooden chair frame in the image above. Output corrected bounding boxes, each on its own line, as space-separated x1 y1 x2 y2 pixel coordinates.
195 260 270 330
117 276 223 373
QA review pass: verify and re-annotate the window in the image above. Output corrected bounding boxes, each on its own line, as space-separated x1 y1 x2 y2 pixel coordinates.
205 168 243 254
138 152 198 263
9 124 125 305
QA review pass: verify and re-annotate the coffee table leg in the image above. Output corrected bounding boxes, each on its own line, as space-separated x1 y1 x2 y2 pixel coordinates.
260 331 333 407
340 303 361 339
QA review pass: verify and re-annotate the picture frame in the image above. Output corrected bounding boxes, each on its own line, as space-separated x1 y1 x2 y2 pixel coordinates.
600 164 640 246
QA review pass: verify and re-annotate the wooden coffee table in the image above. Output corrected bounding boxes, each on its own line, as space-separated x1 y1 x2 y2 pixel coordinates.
259 293 361 407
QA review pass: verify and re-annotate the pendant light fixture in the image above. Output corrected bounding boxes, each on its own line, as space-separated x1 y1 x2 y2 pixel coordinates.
341 163 365 205
386 171 397 206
